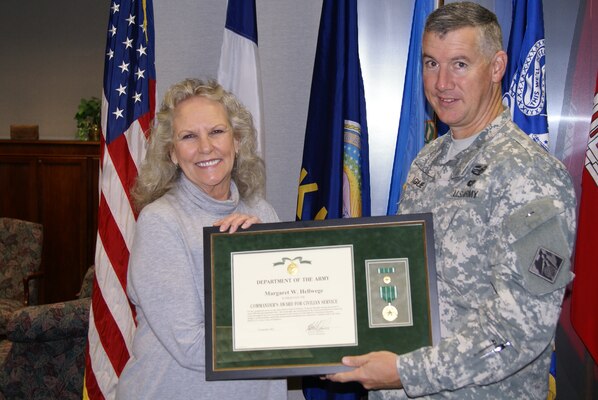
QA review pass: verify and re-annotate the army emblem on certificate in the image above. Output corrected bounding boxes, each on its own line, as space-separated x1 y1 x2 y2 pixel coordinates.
273 256 311 275
287 261 298 275
365 259 413 328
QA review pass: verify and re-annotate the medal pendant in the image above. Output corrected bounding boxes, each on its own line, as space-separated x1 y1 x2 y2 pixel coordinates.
382 304 398 321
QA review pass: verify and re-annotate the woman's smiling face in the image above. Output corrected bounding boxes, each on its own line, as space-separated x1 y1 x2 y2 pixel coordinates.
171 96 238 200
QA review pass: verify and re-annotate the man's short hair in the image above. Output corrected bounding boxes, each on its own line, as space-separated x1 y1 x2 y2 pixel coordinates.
424 1 503 58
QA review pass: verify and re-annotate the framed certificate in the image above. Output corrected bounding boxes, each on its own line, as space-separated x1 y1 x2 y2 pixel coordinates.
203 214 439 380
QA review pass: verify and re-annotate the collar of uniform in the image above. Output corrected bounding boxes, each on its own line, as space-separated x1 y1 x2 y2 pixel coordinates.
449 108 511 179
412 134 451 175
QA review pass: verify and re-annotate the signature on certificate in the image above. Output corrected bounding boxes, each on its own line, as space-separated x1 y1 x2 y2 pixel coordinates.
306 318 331 334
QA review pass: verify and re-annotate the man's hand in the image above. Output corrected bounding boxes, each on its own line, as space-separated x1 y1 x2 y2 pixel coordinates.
326 351 403 390
213 213 260 233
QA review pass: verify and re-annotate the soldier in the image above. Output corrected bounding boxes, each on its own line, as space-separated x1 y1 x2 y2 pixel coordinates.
327 2 577 399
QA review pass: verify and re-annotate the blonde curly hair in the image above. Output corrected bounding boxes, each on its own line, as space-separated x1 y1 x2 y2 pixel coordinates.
132 78 265 211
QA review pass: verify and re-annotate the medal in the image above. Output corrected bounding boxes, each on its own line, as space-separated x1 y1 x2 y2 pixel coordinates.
382 304 399 321
366 259 412 327
379 285 398 321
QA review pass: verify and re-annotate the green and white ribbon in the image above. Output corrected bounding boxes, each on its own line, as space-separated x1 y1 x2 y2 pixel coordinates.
380 285 397 303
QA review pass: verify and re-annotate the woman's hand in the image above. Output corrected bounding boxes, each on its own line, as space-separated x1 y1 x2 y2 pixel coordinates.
213 213 261 233
325 351 403 390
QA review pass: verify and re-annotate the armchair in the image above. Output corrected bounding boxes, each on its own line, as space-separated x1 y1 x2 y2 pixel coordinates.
0 266 94 400
0 218 44 337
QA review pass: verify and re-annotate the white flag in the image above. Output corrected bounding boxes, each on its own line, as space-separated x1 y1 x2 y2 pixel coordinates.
218 0 265 156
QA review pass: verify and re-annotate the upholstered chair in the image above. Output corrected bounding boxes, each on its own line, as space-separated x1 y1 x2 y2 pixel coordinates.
0 266 94 399
0 218 43 337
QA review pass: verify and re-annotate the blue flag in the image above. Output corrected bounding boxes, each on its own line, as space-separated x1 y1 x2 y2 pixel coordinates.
503 3 554 394
502 0 549 150
296 0 370 222
218 0 265 155
299 0 368 396
386 0 435 216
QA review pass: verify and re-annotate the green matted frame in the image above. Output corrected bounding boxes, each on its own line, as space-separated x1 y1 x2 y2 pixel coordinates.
203 213 439 380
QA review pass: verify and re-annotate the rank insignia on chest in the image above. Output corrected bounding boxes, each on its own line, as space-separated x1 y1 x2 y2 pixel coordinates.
471 164 488 176
529 247 564 283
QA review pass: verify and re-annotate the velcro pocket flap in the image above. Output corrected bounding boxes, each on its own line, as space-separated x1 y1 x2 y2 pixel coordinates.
506 198 573 295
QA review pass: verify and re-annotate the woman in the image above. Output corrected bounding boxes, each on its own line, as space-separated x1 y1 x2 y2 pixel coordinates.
116 79 286 399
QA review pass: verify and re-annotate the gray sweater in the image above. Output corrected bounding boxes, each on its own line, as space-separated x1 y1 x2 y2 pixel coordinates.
116 175 287 399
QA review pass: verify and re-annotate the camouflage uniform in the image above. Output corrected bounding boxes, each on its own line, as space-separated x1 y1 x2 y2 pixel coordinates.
372 110 576 399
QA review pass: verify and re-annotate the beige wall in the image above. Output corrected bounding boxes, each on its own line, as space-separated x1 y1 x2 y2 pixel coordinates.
0 0 109 140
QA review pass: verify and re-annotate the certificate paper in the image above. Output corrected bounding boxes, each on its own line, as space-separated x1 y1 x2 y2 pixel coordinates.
231 245 357 351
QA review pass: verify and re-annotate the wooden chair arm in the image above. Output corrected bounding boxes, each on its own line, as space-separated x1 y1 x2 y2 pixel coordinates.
23 271 45 306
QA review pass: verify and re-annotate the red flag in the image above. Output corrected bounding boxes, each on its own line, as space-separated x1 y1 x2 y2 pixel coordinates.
570 71 598 364
84 0 156 398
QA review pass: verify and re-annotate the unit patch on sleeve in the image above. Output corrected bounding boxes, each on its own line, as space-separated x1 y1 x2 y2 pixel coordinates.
528 247 564 283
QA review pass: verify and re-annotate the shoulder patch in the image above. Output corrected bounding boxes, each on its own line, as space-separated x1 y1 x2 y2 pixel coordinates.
529 247 564 283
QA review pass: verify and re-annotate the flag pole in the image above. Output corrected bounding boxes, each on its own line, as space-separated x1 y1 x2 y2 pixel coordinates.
436 0 444 8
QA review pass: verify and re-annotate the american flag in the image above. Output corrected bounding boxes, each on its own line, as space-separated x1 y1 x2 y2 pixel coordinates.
84 0 156 399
